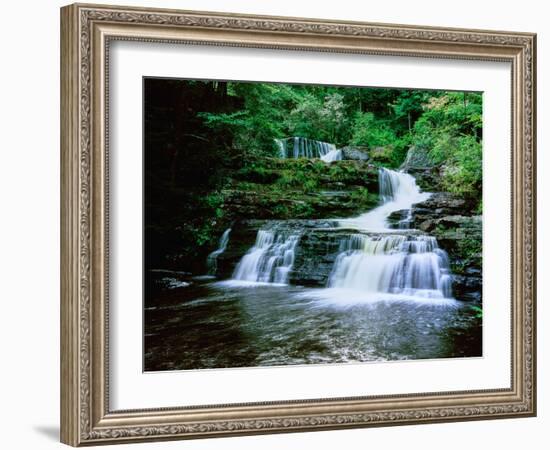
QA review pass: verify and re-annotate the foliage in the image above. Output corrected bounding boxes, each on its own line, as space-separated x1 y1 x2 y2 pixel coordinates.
348 187 377 208
235 166 281 184
411 92 482 202
286 93 350 145
198 84 482 197
469 305 483 318
451 233 482 275
351 112 396 148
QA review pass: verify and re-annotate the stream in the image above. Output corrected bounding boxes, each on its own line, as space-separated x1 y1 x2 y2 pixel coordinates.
145 278 480 371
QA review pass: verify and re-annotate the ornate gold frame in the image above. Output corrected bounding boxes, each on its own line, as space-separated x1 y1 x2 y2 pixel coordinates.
60 2 536 446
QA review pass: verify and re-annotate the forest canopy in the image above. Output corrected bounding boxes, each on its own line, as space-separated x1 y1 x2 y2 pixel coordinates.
198 82 482 197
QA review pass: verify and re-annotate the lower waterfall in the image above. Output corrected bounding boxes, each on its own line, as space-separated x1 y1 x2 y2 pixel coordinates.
232 228 300 284
206 228 231 274
328 234 453 298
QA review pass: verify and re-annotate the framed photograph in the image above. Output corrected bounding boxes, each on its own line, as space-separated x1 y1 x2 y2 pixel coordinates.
60 3 536 446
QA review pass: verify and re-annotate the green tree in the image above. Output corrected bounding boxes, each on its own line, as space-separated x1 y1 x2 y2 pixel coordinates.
411 92 482 201
286 92 350 145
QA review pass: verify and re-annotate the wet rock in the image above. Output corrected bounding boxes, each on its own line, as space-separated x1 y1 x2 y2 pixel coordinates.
290 229 347 286
401 145 433 169
406 196 482 303
216 219 340 280
452 274 482 303
341 146 370 161
400 146 443 191
418 219 436 232
405 167 442 192
412 192 475 216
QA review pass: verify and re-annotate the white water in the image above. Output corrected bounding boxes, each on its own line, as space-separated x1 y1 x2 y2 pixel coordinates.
339 168 430 231
328 234 453 299
276 137 341 162
232 229 300 284
320 148 343 163
206 228 231 274
328 168 453 299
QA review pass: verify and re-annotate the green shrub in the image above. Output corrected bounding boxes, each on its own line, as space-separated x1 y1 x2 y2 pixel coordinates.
351 112 396 148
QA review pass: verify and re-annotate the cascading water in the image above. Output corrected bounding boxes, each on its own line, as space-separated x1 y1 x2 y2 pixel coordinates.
328 234 453 298
232 228 300 284
276 137 342 162
339 168 430 231
206 228 231 275
328 168 453 299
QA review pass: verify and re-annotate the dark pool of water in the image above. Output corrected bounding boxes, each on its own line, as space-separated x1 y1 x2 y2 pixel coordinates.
144 274 482 371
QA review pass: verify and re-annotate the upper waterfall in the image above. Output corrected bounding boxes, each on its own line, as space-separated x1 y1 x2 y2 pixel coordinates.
276 137 342 162
232 227 300 284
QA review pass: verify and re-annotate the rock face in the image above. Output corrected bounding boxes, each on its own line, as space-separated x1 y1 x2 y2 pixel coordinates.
431 215 482 302
400 146 443 192
221 188 377 220
403 193 482 302
290 228 347 286
401 145 432 168
216 219 340 281
404 167 442 192
220 159 380 221
404 193 477 230
341 146 370 161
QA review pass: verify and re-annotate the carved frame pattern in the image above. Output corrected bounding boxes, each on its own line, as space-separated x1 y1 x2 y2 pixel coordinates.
60 3 536 446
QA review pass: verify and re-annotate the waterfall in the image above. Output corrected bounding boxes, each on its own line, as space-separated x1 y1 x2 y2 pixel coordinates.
232 228 300 284
328 234 453 298
328 168 453 299
275 139 286 158
340 168 430 231
275 137 342 162
206 228 231 275
320 148 343 163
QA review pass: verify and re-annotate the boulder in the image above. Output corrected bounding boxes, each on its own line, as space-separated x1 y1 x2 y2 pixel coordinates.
341 146 370 161
401 145 433 170
400 146 444 191
368 146 392 164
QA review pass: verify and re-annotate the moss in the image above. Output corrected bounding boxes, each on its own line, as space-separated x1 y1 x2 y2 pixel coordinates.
234 166 280 184
217 157 380 221
457 235 482 266
293 202 315 218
